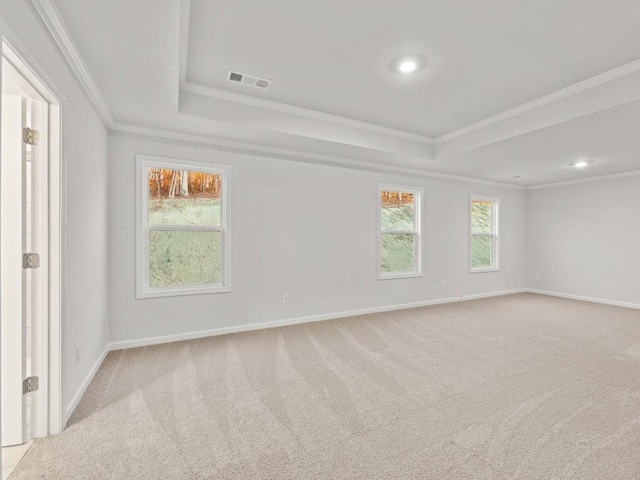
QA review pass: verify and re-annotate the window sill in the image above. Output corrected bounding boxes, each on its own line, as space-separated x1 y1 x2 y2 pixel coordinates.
378 272 424 281
469 267 500 274
136 284 231 300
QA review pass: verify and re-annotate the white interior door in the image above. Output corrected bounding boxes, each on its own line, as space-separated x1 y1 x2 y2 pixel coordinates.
1 93 29 447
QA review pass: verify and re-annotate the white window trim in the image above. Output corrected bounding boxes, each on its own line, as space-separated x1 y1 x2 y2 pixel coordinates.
469 194 500 273
378 183 423 280
136 154 231 299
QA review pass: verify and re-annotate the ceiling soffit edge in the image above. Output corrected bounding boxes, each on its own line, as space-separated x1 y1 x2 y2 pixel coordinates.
109 123 526 190
178 0 191 86
180 81 436 145
178 58 640 154
435 58 640 144
526 169 640 190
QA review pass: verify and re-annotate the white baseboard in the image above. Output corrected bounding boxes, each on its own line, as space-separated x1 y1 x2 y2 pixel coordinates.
526 288 640 310
63 288 635 431
61 288 637 433
64 344 110 426
109 289 526 351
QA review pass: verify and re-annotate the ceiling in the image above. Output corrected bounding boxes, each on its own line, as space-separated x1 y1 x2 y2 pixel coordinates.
186 0 640 137
43 0 640 186
441 98 640 186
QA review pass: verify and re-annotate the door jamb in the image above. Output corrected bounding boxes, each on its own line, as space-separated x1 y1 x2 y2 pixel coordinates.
2 38 65 437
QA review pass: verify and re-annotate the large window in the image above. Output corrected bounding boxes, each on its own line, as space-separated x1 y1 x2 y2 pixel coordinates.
379 184 422 279
470 195 499 272
136 155 231 298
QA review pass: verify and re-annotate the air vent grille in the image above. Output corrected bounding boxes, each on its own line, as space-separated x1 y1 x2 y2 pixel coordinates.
227 70 272 90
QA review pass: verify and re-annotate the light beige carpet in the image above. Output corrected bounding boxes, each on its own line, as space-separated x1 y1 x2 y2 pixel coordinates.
10 293 640 479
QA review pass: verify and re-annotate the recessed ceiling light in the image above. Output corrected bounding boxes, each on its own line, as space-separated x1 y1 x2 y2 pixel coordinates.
393 55 424 74
572 160 590 168
399 60 418 73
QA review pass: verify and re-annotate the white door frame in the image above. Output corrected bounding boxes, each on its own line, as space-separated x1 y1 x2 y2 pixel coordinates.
1 39 64 439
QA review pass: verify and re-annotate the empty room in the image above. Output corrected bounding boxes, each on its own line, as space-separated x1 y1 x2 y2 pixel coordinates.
1 0 640 479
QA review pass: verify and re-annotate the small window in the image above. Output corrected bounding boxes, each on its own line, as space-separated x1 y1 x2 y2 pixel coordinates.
136 155 231 298
470 195 499 272
379 184 422 279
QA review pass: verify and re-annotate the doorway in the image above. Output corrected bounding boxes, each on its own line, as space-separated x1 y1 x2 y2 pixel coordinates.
1 40 62 477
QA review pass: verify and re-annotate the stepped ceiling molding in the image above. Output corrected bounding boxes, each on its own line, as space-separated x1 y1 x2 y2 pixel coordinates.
30 0 640 187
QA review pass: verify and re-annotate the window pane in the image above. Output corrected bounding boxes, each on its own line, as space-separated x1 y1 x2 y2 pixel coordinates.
381 190 415 231
471 200 492 234
471 235 493 268
147 167 222 226
381 233 415 273
149 230 220 287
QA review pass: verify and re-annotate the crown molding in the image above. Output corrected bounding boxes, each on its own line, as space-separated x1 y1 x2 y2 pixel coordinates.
110 122 524 190
180 81 435 145
527 169 640 190
435 58 640 145
28 0 114 127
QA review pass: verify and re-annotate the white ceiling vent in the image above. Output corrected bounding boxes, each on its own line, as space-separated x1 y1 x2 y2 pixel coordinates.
227 70 272 90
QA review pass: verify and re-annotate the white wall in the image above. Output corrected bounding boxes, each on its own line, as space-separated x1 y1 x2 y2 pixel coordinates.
527 174 640 306
0 3 110 420
109 133 527 345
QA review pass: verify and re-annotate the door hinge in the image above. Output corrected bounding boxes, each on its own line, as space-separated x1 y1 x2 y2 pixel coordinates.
23 253 40 269
23 376 39 395
22 127 39 146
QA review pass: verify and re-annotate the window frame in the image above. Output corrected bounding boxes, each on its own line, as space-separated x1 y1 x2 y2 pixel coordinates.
136 154 231 299
378 183 423 280
469 194 500 273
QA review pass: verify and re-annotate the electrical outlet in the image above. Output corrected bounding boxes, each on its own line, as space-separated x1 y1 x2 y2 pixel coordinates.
283 294 290 305
441 280 447 288
75 344 81 363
